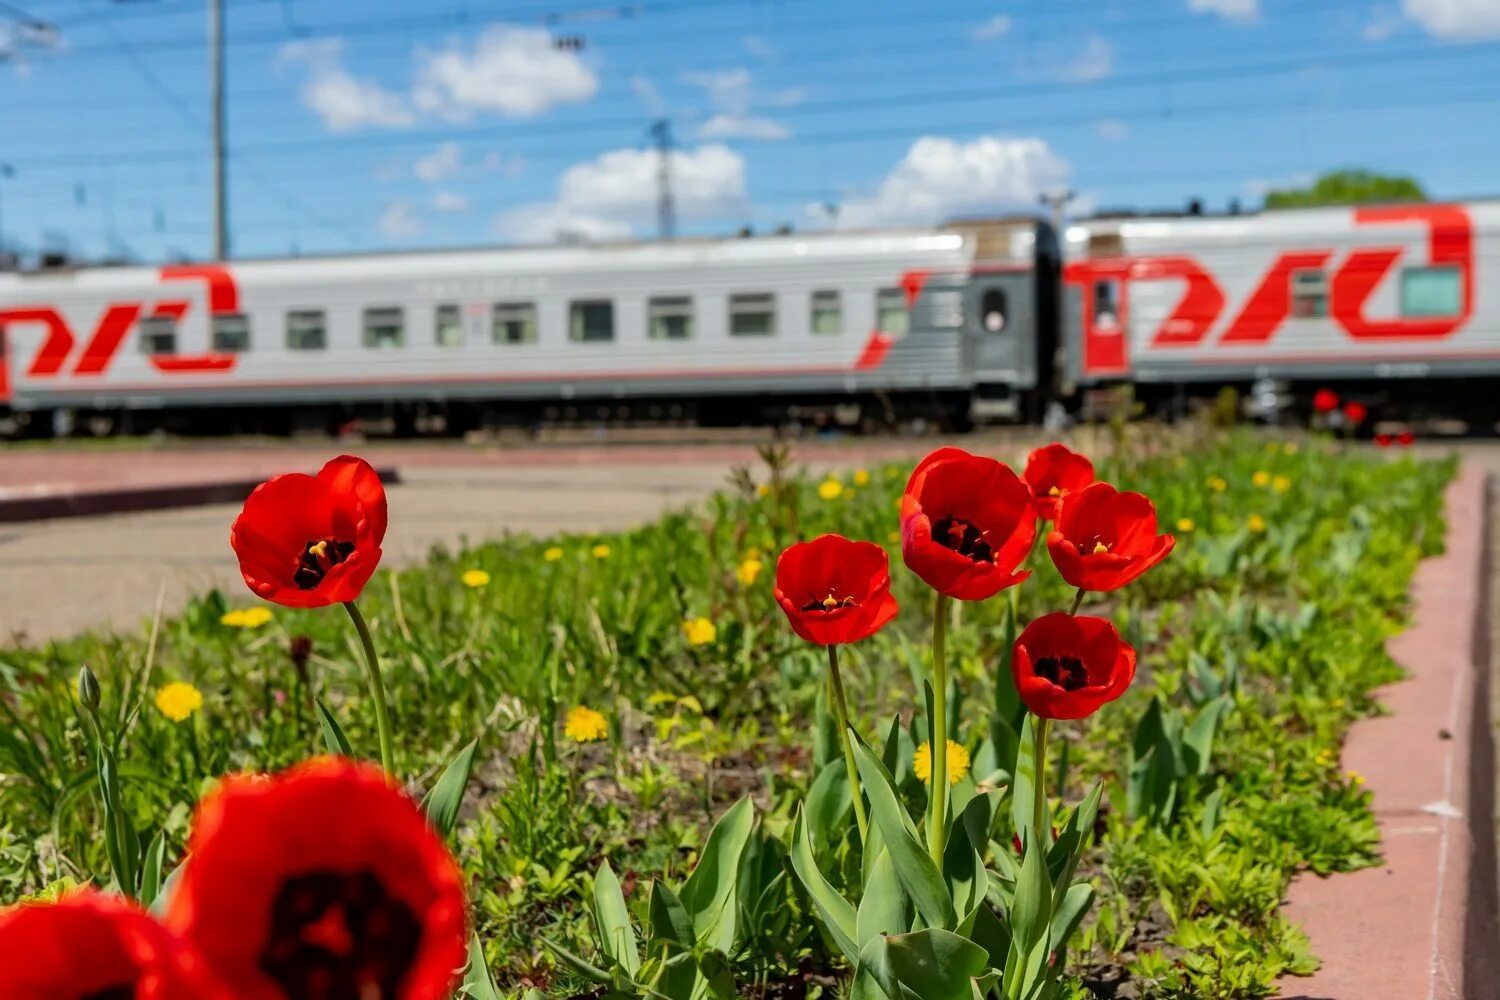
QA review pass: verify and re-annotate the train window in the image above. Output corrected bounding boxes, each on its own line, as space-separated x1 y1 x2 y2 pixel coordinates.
211 313 250 353
138 315 177 355
286 310 327 351
570 300 615 342
811 290 841 334
1092 281 1120 330
435 304 464 347
363 307 405 349
980 289 1008 333
1401 266 1462 317
1290 270 1328 318
493 302 537 344
648 297 694 340
875 288 909 339
729 293 776 336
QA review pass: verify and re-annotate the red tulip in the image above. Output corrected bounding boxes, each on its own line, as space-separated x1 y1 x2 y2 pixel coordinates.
0 889 230 999
1398 429 1415 446
1312 388 1339 413
1342 401 1367 425
231 455 388 608
167 758 468 1000
1046 482 1174 592
1375 433 1394 448
774 534 899 645
1022 443 1096 522
1013 612 1137 720
900 447 1035 601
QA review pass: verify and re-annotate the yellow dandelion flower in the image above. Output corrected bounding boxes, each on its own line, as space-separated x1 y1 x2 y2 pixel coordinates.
1345 770 1366 787
1283 441 1300 454
591 544 612 559
853 469 871 486
887 530 901 544
913 740 970 786
564 706 609 743
219 609 246 627
1251 470 1271 488
682 617 717 646
817 478 843 501
544 546 564 562
756 483 772 498
1265 441 1280 453
155 682 203 723
461 569 491 588
241 607 273 628
1176 518 1195 533
1272 475 1291 493
736 558 763 586
1207 475 1228 493
1247 514 1267 534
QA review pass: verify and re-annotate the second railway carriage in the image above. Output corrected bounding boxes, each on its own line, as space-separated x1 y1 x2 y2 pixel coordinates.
0 221 1059 436
1061 200 1500 420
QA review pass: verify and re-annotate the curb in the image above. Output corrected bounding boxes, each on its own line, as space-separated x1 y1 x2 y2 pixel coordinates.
0 467 402 524
1280 464 1499 1000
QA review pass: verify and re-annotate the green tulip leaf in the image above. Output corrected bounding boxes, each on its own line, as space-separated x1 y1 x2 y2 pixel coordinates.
421 738 478 840
853 742 956 931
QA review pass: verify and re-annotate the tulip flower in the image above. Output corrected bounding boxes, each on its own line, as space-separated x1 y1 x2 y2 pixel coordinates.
1047 482 1175 599
774 534 899 843
1342 401 1368 425
167 758 468 1000
1312 388 1339 413
0 889 231 999
232 456 395 774
1012 612 1137 720
1022 443 1096 522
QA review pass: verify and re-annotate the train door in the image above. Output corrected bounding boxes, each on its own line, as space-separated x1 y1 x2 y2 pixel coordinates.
967 270 1036 389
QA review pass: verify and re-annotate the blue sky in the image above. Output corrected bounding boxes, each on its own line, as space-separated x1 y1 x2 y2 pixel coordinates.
1 0 1498 261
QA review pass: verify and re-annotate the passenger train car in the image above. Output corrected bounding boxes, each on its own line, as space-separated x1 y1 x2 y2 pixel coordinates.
0 199 1494 436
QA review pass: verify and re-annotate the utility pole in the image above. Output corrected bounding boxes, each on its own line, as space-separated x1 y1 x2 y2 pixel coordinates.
209 0 229 259
0 164 13 267
649 118 675 240
1038 189 1075 235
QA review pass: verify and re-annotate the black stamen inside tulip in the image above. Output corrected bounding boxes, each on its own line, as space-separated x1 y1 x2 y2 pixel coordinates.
1035 655 1088 691
83 988 136 1000
930 515 995 564
260 870 422 1000
293 538 356 591
801 592 859 614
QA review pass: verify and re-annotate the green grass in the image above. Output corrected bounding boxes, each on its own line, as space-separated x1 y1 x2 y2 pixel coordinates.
0 429 1452 998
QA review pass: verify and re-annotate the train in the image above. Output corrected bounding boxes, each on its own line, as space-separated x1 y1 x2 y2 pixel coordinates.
0 199 1494 437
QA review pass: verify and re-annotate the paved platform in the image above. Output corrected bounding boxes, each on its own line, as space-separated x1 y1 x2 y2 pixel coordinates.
1281 464 1499 1000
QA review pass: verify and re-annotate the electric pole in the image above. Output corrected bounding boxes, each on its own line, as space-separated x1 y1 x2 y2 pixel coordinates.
1038 189 1075 235
649 118 675 241
209 0 229 259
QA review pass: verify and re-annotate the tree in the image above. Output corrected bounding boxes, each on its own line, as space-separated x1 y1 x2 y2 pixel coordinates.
1263 169 1426 208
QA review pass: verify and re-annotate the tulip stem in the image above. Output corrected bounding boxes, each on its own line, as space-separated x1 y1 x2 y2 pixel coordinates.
1032 716 1050 852
826 644 869 845
1068 588 1086 616
343 600 396 777
928 591 951 866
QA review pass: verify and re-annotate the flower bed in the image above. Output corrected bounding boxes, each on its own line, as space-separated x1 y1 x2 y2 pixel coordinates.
0 431 1452 999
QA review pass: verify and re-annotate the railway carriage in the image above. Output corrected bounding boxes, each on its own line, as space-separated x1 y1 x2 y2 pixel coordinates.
0 198 1496 436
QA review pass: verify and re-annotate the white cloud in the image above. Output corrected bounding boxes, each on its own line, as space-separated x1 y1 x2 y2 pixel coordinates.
413 25 598 120
415 141 462 181
496 144 746 244
432 190 469 213
973 15 1013 41
699 113 792 141
743 34 776 59
1095 119 1129 141
1188 0 1260 20
684 67 793 141
1402 0 1500 37
1244 171 1314 198
630 75 665 114
279 38 413 131
1057 35 1113 82
379 200 423 238
827 135 1072 229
